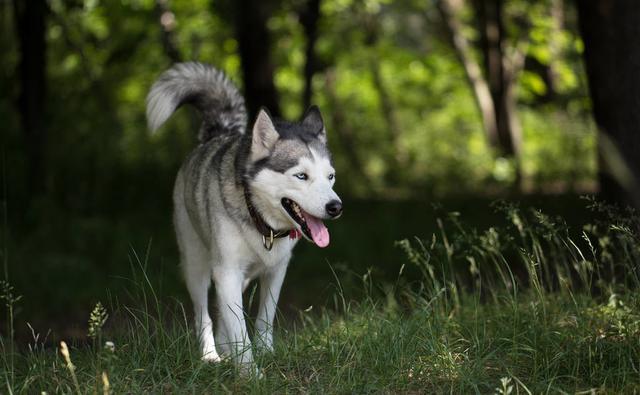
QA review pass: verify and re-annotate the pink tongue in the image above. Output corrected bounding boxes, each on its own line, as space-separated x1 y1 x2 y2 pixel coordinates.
301 211 330 247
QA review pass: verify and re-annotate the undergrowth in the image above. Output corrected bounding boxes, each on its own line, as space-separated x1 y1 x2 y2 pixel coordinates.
1 198 639 393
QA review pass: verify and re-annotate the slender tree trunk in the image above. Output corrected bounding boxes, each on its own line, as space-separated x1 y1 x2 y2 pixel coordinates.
155 0 182 63
474 0 521 159
232 0 281 119
300 0 320 112
154 0 202 135
13 0 47 198
440 0 525 186
546 0 563 98
438 0 498 146
440 0 523 157
577 1 640 208
362 17 407 173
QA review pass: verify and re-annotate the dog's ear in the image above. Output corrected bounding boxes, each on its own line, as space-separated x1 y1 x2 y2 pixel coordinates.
301 105 326 143
250 108 279 162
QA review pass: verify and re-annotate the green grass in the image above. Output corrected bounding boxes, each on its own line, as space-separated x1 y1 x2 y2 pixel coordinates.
2 198 640 393
3 194 593 330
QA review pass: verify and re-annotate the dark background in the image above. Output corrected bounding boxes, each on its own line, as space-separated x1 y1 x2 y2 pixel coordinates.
1 0 639 341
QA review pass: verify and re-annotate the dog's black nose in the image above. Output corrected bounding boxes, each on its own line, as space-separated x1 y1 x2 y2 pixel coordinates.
325 200 343 217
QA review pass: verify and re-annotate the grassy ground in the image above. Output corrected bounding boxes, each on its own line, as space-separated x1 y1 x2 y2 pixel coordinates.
2 198 640 393
1 194 592 336
4 290 639 393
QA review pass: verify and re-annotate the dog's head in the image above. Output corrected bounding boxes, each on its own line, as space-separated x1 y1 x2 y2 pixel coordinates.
245 106 342 248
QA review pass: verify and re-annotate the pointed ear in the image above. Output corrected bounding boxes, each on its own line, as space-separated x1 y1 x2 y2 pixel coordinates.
250 108 279 162
301 105 326 143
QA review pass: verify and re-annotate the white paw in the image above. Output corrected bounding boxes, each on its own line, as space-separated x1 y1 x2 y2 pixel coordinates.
201 351 222 363
257 343 274 354
239 363 263 379
255 333 274 353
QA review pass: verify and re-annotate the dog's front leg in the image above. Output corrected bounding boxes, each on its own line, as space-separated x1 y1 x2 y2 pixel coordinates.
255 261 288 352
213 266 254 370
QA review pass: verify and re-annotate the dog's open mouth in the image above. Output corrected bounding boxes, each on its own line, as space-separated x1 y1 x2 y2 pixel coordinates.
281 198 330 248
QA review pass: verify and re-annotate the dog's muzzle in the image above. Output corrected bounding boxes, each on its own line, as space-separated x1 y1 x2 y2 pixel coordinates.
325 200 343 218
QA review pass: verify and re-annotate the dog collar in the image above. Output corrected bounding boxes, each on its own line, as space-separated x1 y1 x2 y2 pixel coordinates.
243 187 292 251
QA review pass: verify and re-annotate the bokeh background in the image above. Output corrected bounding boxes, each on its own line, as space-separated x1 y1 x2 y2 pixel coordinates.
1 0 638 341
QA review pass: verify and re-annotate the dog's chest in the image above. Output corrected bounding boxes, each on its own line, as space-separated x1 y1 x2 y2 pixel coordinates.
235 235 295 279
250 237 294 265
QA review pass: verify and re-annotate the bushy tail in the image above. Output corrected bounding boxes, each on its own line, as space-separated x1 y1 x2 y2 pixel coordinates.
146 62 247 141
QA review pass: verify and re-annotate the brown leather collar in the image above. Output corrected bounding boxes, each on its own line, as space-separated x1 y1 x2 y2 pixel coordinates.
244 187 291 250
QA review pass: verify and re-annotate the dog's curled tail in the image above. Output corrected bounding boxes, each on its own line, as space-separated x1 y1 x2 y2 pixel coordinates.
146 62 247 141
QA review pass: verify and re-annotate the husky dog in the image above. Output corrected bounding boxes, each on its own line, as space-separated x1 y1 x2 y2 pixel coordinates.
146 62 342 370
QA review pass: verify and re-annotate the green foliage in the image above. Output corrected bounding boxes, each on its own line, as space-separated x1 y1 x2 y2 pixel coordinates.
521 109 596 189
1 0 596 203
0 1 627 390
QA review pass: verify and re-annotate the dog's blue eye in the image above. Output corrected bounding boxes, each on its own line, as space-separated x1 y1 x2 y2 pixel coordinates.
328 173 335 181
294 173 308 180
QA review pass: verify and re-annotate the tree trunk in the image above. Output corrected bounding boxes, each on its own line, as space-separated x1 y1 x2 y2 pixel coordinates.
473 0 521 159
232 0 281 120
362 16 407 175
155 0 182 63
577 1 640 208
546 0 563 99
437 0 498 146
13 0 48 198
299 0 320 112
440 0 524 186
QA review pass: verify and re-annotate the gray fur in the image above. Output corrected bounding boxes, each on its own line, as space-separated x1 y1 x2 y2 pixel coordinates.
146 62 340 373
250 107 331 175
251 139 312 176
146 62 247 142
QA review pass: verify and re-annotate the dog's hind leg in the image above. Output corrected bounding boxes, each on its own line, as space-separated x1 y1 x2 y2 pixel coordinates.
174 190 220 361
183 251 220 362
255 260 289 352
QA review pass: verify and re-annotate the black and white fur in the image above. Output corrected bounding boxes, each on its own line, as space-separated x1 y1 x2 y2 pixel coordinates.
146 62 341 371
